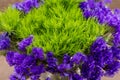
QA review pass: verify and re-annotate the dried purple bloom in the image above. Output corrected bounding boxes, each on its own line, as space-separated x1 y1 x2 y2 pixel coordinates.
63 54 70 64
46 52 58 73
91 37 107 53
79 2 88 11
81 56 103 80
58 63 72 72
92 48 113 67
81 56 95 78
88 66 103 80
30 75 40 80
6 51 15 66
10 73 26 80
83 10 92 19
46 77 51 80
18 35 33 51
0 32 10 50
30 64 45 75
32 47 44 60
10 75 18 80
15 65 28 75
71 73 83 80
111 46 120 60
22 55 35 68
71 52 86 65
87 0 95 9
104 0 112 4
13 52 27 65
113 32 120 47
32 0 40 8
13 0 41 13
104 61 120 76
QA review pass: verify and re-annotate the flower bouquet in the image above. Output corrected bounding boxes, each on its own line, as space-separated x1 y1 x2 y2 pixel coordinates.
0 0 120 80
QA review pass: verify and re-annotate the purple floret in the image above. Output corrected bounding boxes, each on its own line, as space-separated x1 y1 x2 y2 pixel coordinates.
10 73 26 80
32 47 44 60
15 65 28 75
30 75 40 80
13 0 43 13
46 77 51 80
46 52 58 73
18 35 33 51
104 61 120 76
71 52 86 65
9 75 18 80
21 55 35 67
111 46 120 60
71 73 83 80
6 51 15 66
0 32 10 50
13 52 27 65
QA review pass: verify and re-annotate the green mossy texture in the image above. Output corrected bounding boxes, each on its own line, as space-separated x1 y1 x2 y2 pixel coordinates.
0 0 108 56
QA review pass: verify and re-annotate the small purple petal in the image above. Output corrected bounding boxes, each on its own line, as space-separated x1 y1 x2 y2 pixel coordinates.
71 52 86 65
32 47 44 60
6 51 15 66
18 35 33 51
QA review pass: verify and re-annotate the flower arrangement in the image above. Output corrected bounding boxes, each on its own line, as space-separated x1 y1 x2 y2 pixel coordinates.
0 0 120 80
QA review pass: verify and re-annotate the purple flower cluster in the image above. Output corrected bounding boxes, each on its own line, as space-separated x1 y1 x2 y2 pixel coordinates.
7 37 45 79
18 35 33 51
0 32 10 50
79 0 120 31
80 0 120 79
1 0 120 80
5 35 120 80
13 0 44 13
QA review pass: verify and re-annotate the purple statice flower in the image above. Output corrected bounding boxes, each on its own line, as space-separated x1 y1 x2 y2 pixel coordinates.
83 9 92 19
71 52 86 65
46 77 51 80
57 54 72 76
46 52 58 73
13 52 27 65
30 75 40 80
9 75 18 80
91 37 113 67
63 54 70 64
6 51 27 66
111 46 120 60
88 65 103 80
71 73 83 80
13 0 42 13
104 0 112 4
79 0 114 24
90 37 108 53
10 73 26 80
104 61 120 76
6 51 15 66
58 63 71 73
14 65 28 76
113 32 120 47
32 47 44 60
87 0 96 9
30 64 45 75
79 2 88 12
18 35 33 51
81 56 103 80
21 55 35 68
114 8 120 19
0 32 10 50
81 56 95 78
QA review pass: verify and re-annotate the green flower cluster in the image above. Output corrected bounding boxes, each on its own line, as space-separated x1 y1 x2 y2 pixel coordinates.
0 0 108 57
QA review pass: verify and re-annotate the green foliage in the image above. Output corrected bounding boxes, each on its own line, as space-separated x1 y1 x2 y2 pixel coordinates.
0 0 109 56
